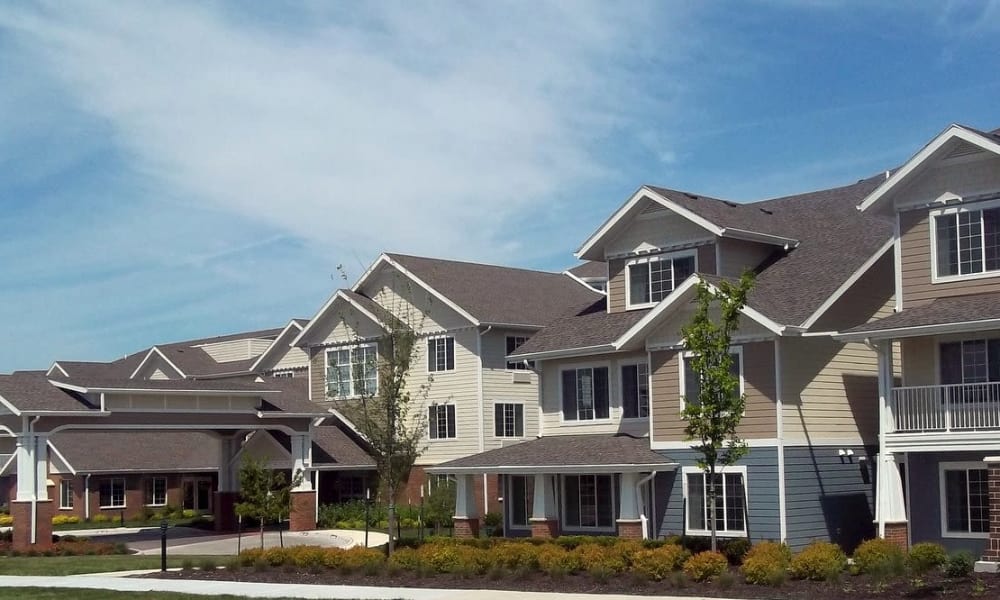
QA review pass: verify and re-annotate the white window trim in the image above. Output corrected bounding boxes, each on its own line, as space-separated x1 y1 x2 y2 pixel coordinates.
59 480 74 510
505 474 532 531
625 250 697 310
929 199 1000 284
558 361 614 425
619 360 651 421
938 460 990 539
427 403 457 441
99 477 127 509
493 401 526 438
146 477 168 507
678 346 745 415
324 342 378 399
560 473 617 533
427 335 456 373
505 335 531 371
681 465 749 538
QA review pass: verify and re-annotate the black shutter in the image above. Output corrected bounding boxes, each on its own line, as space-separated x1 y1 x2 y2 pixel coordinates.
562 370 578 420
515 404 524 437
494 404 503 437
595 367 610 419
989 340 1000 383
622 365 638 419
446 337 455 370
427 339 436 372
447 404 456 437
940 342 963 385
428 406 438 439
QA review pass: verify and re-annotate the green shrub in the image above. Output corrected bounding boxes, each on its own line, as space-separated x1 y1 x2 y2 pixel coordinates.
198 557 217 571
388 547 423 571
789 542 846 581
908 542 947 575
180 558 194 571
90 514 110 524
945 551 974 579
181 509 197 519
576 543 628 575
631 545 690 581
721 538 752 565
744 541 792 564
553 535 618 550
417 543 486 574
536 544 581 576
740 542 790 586
682 550 728 582
851 538 906 576
490 541 540 570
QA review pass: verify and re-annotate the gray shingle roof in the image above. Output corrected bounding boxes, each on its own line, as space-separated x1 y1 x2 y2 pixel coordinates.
0 371 97 413
48 375 281 393
567 261 607 279
512 298 648 356
431 434 674 471
385 253 602 328
50 431 222 473
843 292 1000 336
269 423 375 469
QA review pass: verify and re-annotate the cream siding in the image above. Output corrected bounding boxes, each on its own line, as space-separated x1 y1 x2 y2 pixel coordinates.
716 238 776 278
900 337 936 387
646 304 774 349
132 354 182 380
362 268 472 333
480 329 540 449
650 341 777 443
149 368 170 381
537 351 650 437
197 338 273 363
271 346 310 371
604 208 713 257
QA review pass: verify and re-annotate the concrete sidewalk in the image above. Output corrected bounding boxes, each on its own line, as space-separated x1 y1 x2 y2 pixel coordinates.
0 574 740 600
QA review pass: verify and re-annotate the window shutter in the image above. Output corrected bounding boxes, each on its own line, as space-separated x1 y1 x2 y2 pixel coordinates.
494 404 503 437
515 404 524 437
562 370 577 420
622 365 637 419
428 406 438 439
940 342 962 384
446 337 455 370
595 367 610 419
447 404 456 438
427 340 435 372
989 340 1000 383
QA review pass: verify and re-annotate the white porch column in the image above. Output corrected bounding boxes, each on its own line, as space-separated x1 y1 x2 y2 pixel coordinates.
455 474 479 519
875 452 907 541
618 472 640 520
529 473 558 538
290 433 313 492
34 434 48 501
14 434 35 502
877 341 895 436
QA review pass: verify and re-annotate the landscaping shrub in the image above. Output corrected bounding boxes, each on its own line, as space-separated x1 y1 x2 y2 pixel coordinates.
631 545 690 581
51 514 81 526
744 541 792 564
740 542 791 586
90 514 110 524
945 551 974 579
490 541 540 571
908 542 947 575
851 538 906 576
484 512 503 536
789 541 846 581
388 547 423 571
720 538 752 565
575 543 628 575
181 509 198 519
0 514 12 527
198 557 218 571
289 546 327 568
553 535 618 550
536 544 582 575
682 550 728 582
417 543 487 574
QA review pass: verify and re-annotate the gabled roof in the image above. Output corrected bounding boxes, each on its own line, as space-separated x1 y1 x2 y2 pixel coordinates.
510 297 648 359
838 292 1000 341
0 371 100 415
292 289 389 347
249 318 309 373
566 261 607 279
372 253 602 328
858 123 1000 212
49 431 222 473
269 424 375 470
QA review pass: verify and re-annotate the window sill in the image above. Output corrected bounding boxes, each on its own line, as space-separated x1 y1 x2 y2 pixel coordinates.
941 531 989 539
685 528 747 538
932 270 1000 285
427 437 458 443
58 507 74 511
99 505 127 510
620 417 649 423
145 503 168 508
559 418 615 426
494 435 526 440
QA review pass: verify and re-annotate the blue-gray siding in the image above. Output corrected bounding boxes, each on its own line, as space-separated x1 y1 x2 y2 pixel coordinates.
907 451 988 556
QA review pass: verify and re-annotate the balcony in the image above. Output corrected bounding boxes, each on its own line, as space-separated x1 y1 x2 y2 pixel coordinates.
890 382 1000 433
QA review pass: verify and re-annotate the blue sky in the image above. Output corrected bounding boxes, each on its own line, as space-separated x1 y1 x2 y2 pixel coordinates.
1 0 999 371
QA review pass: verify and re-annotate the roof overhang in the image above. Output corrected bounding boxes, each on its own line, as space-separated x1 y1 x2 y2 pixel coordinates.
250 319 306 372
858 125 1000 212
292 289 392 348
350 254 479 325
129 346 186 379
836 317 1000 343
426 462 678 475
48 379 281 397
510 343 617 362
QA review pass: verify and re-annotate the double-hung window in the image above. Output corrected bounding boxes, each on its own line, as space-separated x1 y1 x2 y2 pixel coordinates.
940 462 989 537
494 402 524 437
621 362 649 419
684 467 747 536
563 474 615 529
428 336 455 372
561 366 610 421
59 480 74 510
506 336 531 370
428 404 456 439
326 344 378 398
99 478 126 508
626 253 695 308
934 205 1000 279
680 348 743 412
145 477 167 506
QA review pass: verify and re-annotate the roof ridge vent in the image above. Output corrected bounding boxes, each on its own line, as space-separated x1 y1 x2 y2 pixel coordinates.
684 193 699 200
758 207 773 215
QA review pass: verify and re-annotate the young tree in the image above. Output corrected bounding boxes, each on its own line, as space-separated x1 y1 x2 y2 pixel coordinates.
681 272 754 551
234 455 303 549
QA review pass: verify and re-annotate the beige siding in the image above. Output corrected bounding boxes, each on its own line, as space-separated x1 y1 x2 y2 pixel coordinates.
901 337 936 386
606 244 716 314
605 208 712 257
309 348 325 403
650 341 777 443
537 352 650 437
810 253 894 331
716 238 775 278
132 354 182 380
780 338 879 444
197 338 273 363
149 368 170 381
271 346 310 371
647 302 774 349
899 209 1000 306
894 153 1000 208
480 329 540 449
363 268 471 333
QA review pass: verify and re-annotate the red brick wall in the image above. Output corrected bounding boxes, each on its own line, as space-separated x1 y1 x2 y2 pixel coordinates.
401 466 500 517
43 472 217 521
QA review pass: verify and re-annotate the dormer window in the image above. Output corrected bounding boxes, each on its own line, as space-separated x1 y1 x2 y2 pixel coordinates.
626 252 695 309
933 203 1000 280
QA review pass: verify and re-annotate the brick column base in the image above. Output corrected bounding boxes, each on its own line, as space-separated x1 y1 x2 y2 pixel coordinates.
617 520 643 539
214 491 238 532
883 522 908 550
289 490 317 532
984 462 1000 561
530 518 559 538
11 501 54 551
453 517 480 538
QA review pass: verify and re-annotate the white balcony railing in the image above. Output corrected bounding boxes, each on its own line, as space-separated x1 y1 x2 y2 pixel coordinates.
890 382 1000 433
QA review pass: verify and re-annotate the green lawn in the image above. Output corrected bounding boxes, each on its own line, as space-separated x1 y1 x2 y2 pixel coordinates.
0 589 309 600
0 555 218 576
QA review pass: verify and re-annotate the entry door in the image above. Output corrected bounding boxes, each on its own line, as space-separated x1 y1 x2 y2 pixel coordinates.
182 478 213 512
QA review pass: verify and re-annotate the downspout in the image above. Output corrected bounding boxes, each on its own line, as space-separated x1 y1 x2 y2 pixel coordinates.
774 338 787 543
636 471 658 540
477 326 492 512
84 474 92 520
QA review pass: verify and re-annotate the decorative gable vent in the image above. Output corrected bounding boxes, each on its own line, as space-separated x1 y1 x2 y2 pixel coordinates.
944 140 985 160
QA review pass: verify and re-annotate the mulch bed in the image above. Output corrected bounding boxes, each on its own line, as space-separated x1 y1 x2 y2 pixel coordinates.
145 567 1000 599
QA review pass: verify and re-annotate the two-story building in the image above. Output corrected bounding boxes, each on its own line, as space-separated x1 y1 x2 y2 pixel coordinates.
292 252 600 520
838 124 1000 565
432 171 902 550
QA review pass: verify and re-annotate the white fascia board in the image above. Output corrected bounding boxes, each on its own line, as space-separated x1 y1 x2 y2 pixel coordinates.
47 363 69 378
719 227 799 249
508 344 618 362
47 440 77 476
250 320 305 372
128 347 186 379
0 392 22 417
575 187 724 261
292 289 388 348
858 125 1000 212
0 453 16 477
836 318 1000 343
425 463 678 475
47 379 281 397
562 270 607 295
801 238 895 330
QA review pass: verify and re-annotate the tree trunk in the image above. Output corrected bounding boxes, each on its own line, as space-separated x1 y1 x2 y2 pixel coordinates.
259 519 265 550
387 503 396 555
708 466 718 552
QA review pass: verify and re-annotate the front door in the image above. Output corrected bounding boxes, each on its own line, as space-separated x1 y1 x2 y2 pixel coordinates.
182 478 214 512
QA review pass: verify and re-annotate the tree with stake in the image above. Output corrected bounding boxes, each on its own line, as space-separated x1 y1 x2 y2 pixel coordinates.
681 272 754 552
234 455 303 549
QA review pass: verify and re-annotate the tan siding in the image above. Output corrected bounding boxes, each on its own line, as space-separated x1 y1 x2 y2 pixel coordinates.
605 208 712 257
716 238 775 278
650 341 777 442
780 338 879 444
697 244 716 276
895 153 1000 208
538 352 649 437
901 337 936 386
810 253 894 331
608 258 626 314
309 349 325 402
198 338 273 363
271 346 310 371
149 368 170 381
647 303 773 349
364 269 471 333
900 208 1000 307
